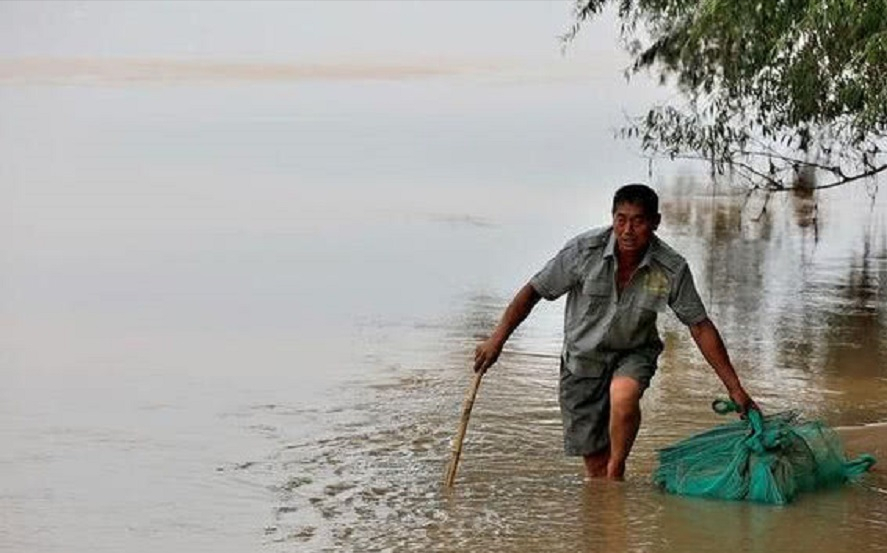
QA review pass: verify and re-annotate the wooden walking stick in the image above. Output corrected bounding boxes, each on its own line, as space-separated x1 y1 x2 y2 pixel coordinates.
444 369 484 488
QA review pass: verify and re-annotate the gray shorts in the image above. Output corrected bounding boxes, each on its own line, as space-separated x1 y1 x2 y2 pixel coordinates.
558 353 656 456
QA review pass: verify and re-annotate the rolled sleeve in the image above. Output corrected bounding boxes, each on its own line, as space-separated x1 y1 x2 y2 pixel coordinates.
530 239 581 300
668 265 708 326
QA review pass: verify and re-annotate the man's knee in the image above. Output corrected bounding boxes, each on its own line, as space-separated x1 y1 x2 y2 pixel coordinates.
610 376 642 419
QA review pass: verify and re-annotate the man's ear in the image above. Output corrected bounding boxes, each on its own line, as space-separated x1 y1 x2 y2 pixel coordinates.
651 213 661 230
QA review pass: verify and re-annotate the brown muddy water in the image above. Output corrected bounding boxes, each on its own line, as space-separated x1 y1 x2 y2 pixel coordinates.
2 44 887 553
254 184 887 553
8 169 885 553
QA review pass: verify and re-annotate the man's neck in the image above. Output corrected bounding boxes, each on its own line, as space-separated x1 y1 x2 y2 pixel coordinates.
616 246 647 270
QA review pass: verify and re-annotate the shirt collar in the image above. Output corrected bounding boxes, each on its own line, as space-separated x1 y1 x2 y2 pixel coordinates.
603 228 616 259
639 237 657 268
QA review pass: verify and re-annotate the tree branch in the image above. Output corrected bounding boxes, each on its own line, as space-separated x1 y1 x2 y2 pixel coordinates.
801 163 887 191
661 154 887 191
740 149 848 178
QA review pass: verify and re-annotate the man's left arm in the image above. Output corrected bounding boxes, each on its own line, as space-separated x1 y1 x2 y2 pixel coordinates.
689 318 758 414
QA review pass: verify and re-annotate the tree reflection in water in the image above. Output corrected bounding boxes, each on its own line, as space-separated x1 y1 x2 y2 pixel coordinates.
659 177 887 425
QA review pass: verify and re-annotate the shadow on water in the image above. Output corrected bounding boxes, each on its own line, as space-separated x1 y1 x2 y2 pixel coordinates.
238 176 887 552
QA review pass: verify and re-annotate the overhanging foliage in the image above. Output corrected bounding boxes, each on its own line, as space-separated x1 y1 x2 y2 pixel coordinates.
566 0 887 191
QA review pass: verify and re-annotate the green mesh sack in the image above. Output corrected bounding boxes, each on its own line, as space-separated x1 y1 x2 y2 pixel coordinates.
653 400 877 504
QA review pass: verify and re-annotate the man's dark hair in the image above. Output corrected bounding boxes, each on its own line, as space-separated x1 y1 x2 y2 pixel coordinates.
612 183 659 217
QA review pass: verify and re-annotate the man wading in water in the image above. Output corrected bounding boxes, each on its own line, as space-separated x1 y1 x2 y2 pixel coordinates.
473 184 759 480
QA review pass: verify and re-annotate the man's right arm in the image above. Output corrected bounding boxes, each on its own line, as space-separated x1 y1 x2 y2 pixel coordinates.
473 283 541 373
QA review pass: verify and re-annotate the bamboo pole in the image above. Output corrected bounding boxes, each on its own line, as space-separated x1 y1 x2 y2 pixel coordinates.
443 369 484 488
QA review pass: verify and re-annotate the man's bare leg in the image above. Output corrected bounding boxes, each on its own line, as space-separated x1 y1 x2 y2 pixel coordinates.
607 376 643 480
583 450 609 478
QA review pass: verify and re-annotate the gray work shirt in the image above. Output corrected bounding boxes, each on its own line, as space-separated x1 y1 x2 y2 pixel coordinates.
530 226 708 377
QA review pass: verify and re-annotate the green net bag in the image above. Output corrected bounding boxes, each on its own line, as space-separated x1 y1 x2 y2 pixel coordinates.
653 400 877 504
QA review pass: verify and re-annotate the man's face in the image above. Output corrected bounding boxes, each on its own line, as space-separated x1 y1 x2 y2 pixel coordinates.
612 201 659 254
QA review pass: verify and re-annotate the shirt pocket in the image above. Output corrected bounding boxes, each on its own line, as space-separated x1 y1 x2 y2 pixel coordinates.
581 276 612 311
638 269 670 313
637 289 668 313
